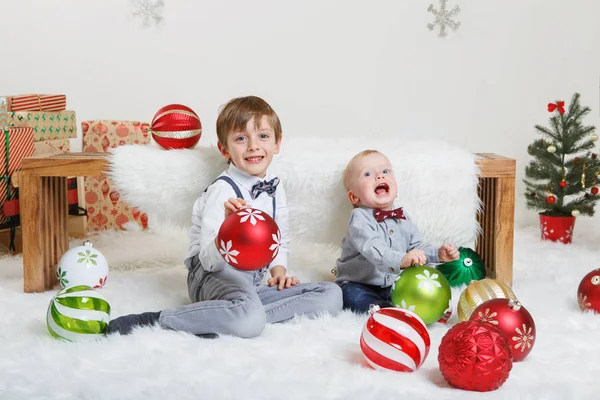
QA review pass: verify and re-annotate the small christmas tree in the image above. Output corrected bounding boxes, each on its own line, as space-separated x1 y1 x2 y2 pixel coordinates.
524 93 600 217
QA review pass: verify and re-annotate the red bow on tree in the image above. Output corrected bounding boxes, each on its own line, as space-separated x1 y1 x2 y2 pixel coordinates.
373 207 406 222
547 101 565 114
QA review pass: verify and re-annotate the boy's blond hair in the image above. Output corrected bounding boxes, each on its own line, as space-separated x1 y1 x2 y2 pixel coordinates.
342 149 381 190
216 96 282 147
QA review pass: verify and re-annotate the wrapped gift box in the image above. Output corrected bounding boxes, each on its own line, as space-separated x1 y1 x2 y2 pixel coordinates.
34 138 70 155
0 97 9 130
0 127 35 225
9 111 77 141
83 120 150 231
0 94 66 112
0 226 22 254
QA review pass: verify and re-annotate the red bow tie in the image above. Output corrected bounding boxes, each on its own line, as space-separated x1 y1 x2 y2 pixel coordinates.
374 207 406 222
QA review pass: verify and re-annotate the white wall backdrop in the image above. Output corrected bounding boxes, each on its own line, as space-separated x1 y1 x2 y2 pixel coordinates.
3 0 600 230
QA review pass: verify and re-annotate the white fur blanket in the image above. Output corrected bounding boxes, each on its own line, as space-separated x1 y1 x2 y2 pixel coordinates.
107 137 481 249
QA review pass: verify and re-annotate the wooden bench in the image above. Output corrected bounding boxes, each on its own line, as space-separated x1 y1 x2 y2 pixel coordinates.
18 152 515 293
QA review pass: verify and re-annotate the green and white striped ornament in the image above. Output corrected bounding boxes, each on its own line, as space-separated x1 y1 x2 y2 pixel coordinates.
46 285 111 342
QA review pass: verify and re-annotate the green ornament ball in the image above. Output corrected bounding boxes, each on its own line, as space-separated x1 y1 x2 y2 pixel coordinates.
46 285 111 342
391 265 452 325
437 247 485 287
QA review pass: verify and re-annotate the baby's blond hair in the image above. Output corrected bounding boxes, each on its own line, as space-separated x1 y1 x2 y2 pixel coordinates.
342 149 381 190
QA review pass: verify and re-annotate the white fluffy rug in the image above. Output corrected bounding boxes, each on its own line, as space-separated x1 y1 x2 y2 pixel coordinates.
1 222 600 400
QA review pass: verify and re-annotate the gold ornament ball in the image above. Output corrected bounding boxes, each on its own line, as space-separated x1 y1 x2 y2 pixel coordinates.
547 145 557 153
457 278 519 321
572 209 580 217
592 133 599 142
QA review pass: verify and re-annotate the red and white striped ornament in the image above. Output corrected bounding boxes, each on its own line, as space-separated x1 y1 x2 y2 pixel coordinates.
150 104 202 150
437 301 453 324
360 306 431 373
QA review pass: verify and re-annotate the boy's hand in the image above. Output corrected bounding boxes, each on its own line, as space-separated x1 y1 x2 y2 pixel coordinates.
268 265 300 290
224 197 247 218
400 249 426 269
438 243 460 262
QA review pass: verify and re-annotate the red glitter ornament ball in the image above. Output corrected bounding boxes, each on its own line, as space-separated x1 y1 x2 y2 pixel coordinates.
577 268 600 314
470 298 536 362
438 321 513 392
150 104 202 149
559 180 567 189
216 207 280 271
545 195 556 204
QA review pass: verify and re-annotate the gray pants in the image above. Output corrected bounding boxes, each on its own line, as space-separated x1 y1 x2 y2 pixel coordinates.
159 259 343 338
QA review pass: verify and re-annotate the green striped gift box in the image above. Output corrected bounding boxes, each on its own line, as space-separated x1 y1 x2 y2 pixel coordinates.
46 285 111 342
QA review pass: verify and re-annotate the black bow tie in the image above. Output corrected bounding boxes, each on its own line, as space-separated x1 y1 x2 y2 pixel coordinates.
373 207 406 222
251 177 280 199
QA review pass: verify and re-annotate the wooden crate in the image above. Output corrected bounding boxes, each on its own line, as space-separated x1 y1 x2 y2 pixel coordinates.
17 152 516 292
474 154 516 285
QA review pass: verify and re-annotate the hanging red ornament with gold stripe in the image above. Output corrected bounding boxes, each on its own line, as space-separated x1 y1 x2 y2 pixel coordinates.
150 104 202 149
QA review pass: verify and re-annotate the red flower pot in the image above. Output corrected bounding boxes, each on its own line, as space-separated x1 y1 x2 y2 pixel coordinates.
539 213 576 244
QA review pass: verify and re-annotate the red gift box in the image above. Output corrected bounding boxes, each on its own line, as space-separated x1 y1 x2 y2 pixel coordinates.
82 120 150 231
9 94 66 112
0 127 35 225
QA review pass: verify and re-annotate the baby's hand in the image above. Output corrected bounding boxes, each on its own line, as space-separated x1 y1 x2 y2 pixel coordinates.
400 249 426 269
224 197 247 218
438 243 460 262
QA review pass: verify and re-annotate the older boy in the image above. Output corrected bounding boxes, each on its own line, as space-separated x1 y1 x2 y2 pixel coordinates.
108 96 342 336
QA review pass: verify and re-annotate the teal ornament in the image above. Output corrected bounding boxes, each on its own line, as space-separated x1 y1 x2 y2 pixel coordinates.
46 285 111 342
437 247 485 287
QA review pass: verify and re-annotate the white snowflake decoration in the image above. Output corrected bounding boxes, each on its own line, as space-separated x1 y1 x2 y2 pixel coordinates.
219 240 240 264
427 0 461 37
269 230 281 258
564 225 574 240
578 293 592 311
416 269 442 293
238 209 265 226
540 221 552 240
399 300 416 312
512 324 535 352
131 0 164 28
476 308 499 325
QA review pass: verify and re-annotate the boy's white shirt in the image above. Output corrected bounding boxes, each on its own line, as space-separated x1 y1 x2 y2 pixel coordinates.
185 163 290 273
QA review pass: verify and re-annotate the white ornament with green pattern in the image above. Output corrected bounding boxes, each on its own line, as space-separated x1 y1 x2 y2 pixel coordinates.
46 285 111 342
56 240 109 289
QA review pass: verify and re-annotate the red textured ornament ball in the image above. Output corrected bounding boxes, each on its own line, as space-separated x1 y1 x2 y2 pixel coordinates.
438 321 513 392
360 306 431 373
592 187 599 195
577 268 600 313
470 298 536 362
150 104 202 149
559 180 567 189
216 207 280 271
546 195 556 204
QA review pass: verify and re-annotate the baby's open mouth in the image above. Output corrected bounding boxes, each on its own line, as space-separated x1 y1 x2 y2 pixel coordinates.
375 183 389 195
245 156 264 164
